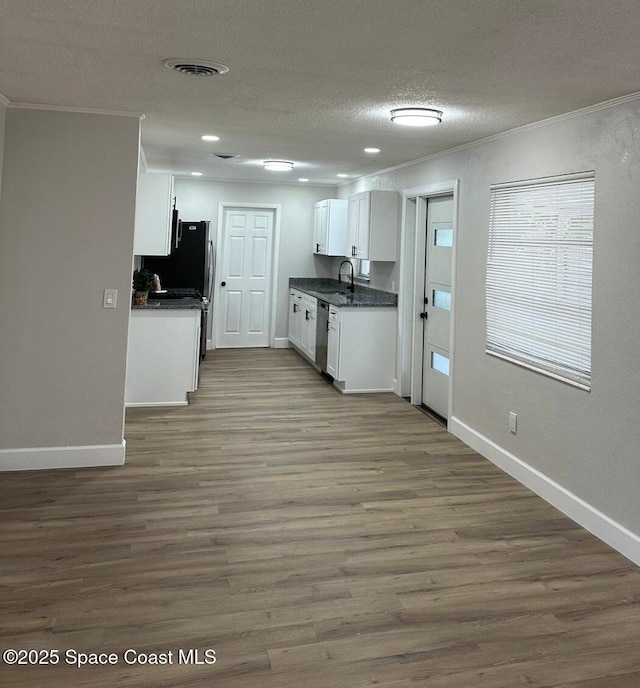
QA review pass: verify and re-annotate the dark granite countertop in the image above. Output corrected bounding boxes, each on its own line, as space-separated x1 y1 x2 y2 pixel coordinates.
131 297 204 311
289 278 397 308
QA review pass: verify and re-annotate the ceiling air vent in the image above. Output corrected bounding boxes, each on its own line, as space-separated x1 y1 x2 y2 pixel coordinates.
211 154 240 160
163 59 229 77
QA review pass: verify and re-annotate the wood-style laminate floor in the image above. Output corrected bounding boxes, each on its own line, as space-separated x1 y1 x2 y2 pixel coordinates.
1 348 640 687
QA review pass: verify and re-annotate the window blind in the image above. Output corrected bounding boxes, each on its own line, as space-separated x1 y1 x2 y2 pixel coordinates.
486 172 594 390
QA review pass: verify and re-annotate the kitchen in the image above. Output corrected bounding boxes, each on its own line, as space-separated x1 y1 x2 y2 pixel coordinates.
126 170 401 405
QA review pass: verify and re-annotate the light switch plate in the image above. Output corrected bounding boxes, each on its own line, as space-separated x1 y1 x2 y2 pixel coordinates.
103 289 118 309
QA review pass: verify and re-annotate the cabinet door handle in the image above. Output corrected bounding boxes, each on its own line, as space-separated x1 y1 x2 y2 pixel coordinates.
305 310 310 320
316 243 320 252
293 304 298 313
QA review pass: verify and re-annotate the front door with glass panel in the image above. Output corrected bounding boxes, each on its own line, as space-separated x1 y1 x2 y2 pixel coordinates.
421 195 454 419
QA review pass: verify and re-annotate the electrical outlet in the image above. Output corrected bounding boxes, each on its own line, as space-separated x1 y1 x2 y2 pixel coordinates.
509 411 517 434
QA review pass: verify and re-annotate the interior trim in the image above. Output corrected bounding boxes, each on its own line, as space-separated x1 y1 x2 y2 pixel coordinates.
0 441 126 471
0 92 9 107
8 102 144 119
273 337 291 348
449 416 640 567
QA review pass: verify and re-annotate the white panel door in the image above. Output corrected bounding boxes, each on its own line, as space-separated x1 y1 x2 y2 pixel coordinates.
421 195 454 419
216 208 274 348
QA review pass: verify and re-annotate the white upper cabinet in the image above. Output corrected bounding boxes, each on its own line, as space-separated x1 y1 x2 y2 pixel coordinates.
347 190 399 261
313 199 348 256
133 172 174 256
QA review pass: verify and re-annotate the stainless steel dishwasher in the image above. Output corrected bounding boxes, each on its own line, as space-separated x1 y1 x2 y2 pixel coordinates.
315 300 330 372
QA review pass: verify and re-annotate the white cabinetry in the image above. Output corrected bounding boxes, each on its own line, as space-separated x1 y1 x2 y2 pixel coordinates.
288 290 303 349
313 199 348 256
288 288 317 362
301 297 317 361
327 306 396 393
126 309 200 406
347 190 399 261
326 306 340 379
134 172 174 256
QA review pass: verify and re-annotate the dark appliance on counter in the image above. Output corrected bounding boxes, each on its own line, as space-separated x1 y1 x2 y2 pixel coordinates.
142 221 213 359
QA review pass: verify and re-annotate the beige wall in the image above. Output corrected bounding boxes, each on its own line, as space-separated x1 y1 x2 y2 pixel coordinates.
0 100 6 200
173 178 338 339
340 98 640 537
0 108 140 451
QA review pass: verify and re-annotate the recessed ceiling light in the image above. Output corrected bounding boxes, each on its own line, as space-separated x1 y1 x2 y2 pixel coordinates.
191 172 203 176
201 135 220 142
364 147 381 154
264 160 294 171
337 173 349 178
298 178 309 182
390 108 443 127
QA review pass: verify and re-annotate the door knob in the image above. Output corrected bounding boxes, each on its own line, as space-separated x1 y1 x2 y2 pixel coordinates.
419 312 428 319
221 281 226 287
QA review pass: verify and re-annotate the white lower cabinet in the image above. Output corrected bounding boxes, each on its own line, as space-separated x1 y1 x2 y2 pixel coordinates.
329 306 396 393
288 291 303 349
288 289 317 362
126 309 200 406
326 306 340 379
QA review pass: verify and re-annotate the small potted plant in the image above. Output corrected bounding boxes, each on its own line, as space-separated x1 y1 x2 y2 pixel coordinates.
132 268 154 306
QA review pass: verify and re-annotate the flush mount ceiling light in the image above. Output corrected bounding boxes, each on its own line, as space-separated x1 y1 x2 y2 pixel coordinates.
298 178 309 182
201 134 220 141
337 173 349 178
164 59 229 77
364 147 381 154
191 172 203 176
390 108 443 127
263 160 294 171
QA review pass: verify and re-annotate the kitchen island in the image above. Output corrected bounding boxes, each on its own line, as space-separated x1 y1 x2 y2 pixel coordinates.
126 298 204 406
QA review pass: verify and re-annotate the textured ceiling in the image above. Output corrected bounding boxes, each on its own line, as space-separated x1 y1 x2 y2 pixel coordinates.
1 0 640 185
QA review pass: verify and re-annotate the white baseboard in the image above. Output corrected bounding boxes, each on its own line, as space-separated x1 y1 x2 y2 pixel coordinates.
0 441 126 471
273 337 290 349
335 384 395 394
206 338 213 350
125 401 188 408
449 416 640 567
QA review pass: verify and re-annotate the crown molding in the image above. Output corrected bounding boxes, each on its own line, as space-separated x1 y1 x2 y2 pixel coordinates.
0 92 9 107
343 90 640 186
8 102 144 119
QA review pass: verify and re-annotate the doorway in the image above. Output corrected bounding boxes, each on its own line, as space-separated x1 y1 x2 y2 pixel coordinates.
398 182 458 423
213 204 280 348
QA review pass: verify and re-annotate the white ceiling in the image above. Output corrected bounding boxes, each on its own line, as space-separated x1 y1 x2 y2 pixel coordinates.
2 1 640 185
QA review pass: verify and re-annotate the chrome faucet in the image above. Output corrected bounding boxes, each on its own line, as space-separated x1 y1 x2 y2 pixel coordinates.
338 259 355 293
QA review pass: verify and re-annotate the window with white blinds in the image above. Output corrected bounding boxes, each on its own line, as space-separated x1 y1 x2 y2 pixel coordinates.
486 172 594 390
